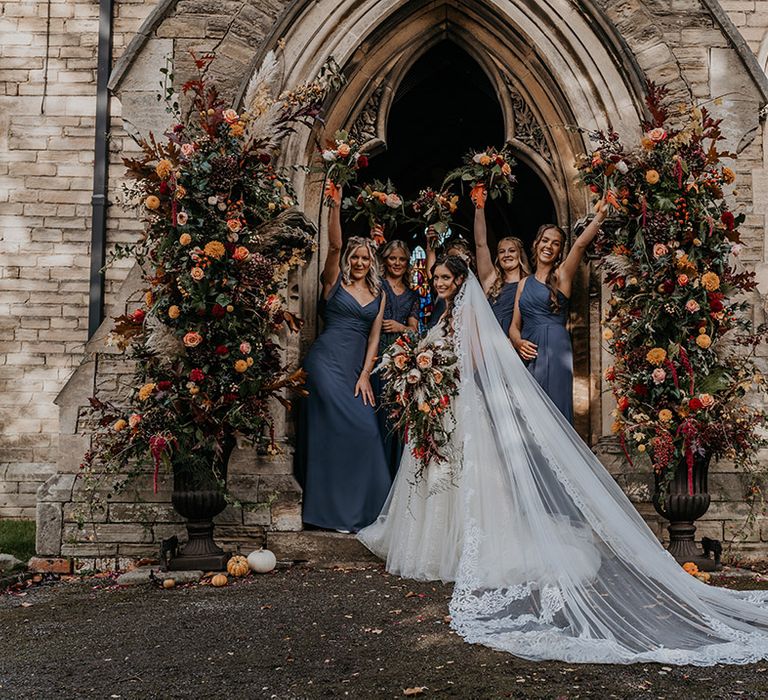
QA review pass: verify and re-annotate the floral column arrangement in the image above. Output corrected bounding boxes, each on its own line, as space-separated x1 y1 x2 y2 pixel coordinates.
579 83 768 567
81 52 342 568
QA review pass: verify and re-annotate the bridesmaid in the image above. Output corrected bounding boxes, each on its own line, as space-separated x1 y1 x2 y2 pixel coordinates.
510 204 607 423
375 239 420 476
299 186 391 533
472 195 530 336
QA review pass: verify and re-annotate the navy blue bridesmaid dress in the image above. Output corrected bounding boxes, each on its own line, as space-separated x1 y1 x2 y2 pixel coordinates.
426 295 445 330
518 277 574 424
299 276 391 532
373 279 420 477
488 281 519 336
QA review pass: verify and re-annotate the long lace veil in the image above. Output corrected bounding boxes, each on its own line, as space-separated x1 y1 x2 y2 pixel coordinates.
449 273 768 665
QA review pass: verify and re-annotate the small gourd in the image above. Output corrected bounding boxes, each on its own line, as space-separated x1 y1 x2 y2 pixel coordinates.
227 555 250 578
211 573 228 587
247 548 277 574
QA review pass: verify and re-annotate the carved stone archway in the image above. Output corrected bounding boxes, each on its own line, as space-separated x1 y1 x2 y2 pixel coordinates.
241 0 649 439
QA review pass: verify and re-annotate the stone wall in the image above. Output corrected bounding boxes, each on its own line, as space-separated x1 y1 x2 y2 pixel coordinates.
0 0 157 518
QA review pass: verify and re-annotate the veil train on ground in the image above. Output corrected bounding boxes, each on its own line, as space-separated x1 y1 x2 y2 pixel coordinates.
362 273 768 666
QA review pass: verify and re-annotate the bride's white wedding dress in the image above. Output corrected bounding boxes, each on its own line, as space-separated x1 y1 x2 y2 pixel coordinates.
358 273 768 665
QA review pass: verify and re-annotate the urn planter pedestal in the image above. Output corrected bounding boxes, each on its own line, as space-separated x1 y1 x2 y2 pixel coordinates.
168 447 232 571
652 453 721 572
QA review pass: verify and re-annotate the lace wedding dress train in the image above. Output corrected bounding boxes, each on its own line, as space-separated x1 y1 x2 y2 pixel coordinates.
358 273 768 665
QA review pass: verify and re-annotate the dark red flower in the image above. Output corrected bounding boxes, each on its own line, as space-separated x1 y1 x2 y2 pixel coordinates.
173 123 184 133
661 279 675 294
131 309 146 323
159 181 169 195
633 384 649 398
357 155 369 169
495 155 504 166
708 292 724 312
157 380 172 391
258 153 271 164
189 368 205 382
223 392 238 403
589 184 600 194
721 210 735 231
689 397 703 411
224 242 236 254
211 303 226 319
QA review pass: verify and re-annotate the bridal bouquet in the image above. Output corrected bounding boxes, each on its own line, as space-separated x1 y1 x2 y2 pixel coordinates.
343 179 406 246
443 145 516 207
376 332 460 480
410 187 459 235
319 129 368 204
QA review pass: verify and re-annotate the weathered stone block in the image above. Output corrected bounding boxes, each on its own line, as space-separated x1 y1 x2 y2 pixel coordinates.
37 473 76 502
35 501 63 556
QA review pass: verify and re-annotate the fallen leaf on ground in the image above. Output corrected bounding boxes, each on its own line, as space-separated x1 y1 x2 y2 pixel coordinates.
403 687 427 696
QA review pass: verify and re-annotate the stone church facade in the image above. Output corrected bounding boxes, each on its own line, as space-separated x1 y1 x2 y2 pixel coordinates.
1 0 767 567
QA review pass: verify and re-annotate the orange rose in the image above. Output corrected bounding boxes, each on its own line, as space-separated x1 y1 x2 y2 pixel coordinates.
234 359 248 373
226 219 242 233
696 334 712 349
337 143 351 157
179 233 192 246
168 305 180 319
394 354 408 370
645 170 660 185
191 267 204 281
183 331 203 347
145 195 160 210
658 409 673 423
479 154 492 166
233 246 250 261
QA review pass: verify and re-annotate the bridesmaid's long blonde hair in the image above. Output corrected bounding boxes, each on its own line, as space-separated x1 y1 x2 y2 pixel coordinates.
340 236 382 296
488 236 531 300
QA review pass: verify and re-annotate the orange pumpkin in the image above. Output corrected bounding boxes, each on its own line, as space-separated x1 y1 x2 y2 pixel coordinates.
227 555 249 578
211 573 228 587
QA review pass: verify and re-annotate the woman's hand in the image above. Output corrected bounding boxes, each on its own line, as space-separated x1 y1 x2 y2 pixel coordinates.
325 180 342 207
382 319 405 334
354 372 376 406
515 339 538 361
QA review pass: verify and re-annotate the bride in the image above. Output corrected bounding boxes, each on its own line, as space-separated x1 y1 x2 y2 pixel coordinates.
358 254 768 666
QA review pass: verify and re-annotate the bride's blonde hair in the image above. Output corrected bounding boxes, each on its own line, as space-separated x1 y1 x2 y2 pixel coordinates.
341 236 382 296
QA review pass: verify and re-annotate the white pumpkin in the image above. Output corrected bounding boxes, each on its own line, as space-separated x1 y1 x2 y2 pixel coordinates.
247 547 277 574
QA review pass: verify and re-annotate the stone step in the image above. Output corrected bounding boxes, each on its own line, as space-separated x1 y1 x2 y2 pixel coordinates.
265 531 380 565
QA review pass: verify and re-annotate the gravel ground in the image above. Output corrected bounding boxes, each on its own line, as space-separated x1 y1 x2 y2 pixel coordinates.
2 565 768 699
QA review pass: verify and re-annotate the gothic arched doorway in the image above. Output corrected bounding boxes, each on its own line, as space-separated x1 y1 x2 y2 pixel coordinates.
351 41 557 251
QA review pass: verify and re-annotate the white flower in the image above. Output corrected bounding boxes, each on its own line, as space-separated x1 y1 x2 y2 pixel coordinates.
207 196 218 205
616 160 629 174
406 368 421 384
731 243 743 256
322 149 337 162
385 193 402 209
472 153 484 164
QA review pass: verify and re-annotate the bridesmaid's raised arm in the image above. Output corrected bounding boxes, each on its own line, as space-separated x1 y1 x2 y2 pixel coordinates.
557 201 607 297
322 183 343 297
473 205 495 294
425 225 438 279
355 294 386 406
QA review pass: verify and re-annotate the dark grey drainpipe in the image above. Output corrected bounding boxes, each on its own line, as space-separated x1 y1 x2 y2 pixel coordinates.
88 0 114 338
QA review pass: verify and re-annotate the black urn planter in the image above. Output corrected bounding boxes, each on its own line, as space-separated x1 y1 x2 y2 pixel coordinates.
168 444 233 571
652 452 721 572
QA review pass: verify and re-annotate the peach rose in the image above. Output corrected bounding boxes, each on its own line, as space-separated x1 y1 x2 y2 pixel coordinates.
645 170 660 185
658 409 673 423
416 351 433 369
394 354 408 370
653 243 668 258
168 305 180 319
479 154 492 166
181 143 195 157
183 331 203 347
128 413 142 429
337 143 351 157
234 359 248 373
179 233 192 246
699 393 715 408
647 127 667 142
223 109 239 124
176 211 189 226
685 300 700 313
145 195 160 210
677 274 689 286
227 219 242 233
432 369 443 384
652 368 666 384
233 246 250 261
191 267 204 281
240 342 252 354
696 333 712 349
